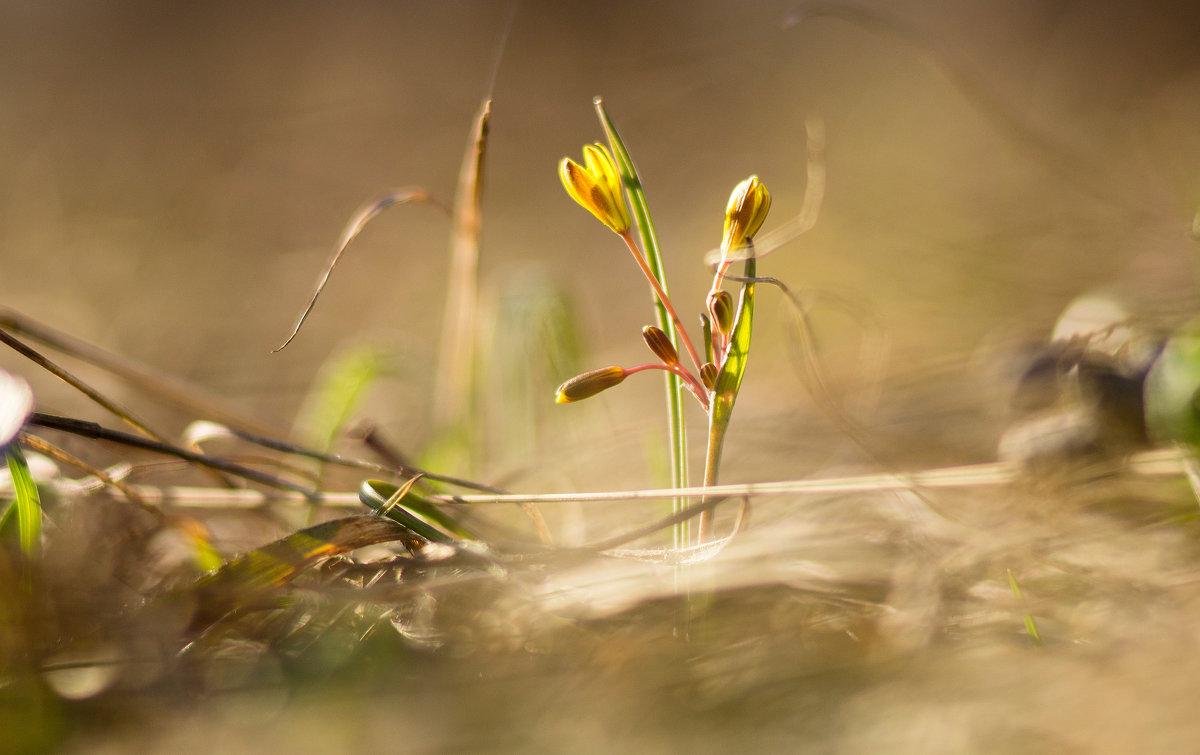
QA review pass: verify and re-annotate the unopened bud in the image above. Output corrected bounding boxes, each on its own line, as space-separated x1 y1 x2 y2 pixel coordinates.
699 362 718 391
555 366 627 403
707 290 734 336
641 325 680 367
721 175 771 253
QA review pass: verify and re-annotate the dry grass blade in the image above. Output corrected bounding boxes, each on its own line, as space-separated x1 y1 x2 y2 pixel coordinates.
28 413 317 497
0 308 281 438
16 431 151 512
0 327 168 444
273 188 449 352
433 98 491 428
184 515 412 635
443 460 1022 505
95 446 1192 510
185 420 507 494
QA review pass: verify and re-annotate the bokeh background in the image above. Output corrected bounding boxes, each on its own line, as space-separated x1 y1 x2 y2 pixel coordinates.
4 0 1200 484
5 3 1200 752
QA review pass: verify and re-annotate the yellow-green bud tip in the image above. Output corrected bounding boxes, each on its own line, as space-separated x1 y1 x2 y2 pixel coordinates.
559 143 631 235
555 366 627 403
721 175 771 253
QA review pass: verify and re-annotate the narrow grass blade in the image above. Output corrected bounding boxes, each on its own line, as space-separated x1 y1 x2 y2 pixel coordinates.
28 413 318 497
3 445 42 560
274 188 448 352
17 431 151 512
0 328 167 444
293 343 392 454
594 98 689 543
0 370 37 559
182 419 506 495
0 308 282 438
433 99 491 435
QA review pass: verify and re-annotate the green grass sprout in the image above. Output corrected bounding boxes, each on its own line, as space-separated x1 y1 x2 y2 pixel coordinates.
2 446 41 564
1007 568 1042 645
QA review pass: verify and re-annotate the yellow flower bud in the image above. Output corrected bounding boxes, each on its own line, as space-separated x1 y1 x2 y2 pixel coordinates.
641 325 680 367
721 175 770 253
559 144 631 234
555 366 627 403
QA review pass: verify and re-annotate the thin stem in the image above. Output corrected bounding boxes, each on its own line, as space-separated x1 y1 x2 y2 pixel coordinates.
698 410 726 542
625 363 710 410
619 232 704 373
710 256 734 294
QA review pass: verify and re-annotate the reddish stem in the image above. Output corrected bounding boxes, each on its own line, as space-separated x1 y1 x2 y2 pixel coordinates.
619 233 704 374
624 363 710 410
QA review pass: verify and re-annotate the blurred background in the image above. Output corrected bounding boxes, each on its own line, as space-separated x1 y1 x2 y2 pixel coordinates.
6 4 1200 752
2 0 1199 485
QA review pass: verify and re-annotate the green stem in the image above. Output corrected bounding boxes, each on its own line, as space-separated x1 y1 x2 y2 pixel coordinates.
595 99 689 548
698 408 728 541
699 252 755 541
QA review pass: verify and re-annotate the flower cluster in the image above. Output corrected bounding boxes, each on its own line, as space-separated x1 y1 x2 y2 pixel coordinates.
553 143 770 411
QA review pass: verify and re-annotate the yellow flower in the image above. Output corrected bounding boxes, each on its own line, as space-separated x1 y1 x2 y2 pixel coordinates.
721 175 771 253
559 144 631 234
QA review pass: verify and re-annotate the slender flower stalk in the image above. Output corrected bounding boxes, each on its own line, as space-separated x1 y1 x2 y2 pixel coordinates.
555 362 709 409
616 232 705 374
626 363 709 408
559 142 704 375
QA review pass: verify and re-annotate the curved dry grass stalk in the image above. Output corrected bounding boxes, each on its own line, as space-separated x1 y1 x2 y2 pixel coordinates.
273 188 450 352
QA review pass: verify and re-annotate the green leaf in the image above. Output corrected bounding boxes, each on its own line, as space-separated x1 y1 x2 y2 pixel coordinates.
712 256 756 418
3 445 41 560
594 98 689 543
359 479 479 545
293 343 394 453
702 255 755 503
186 515 411 634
